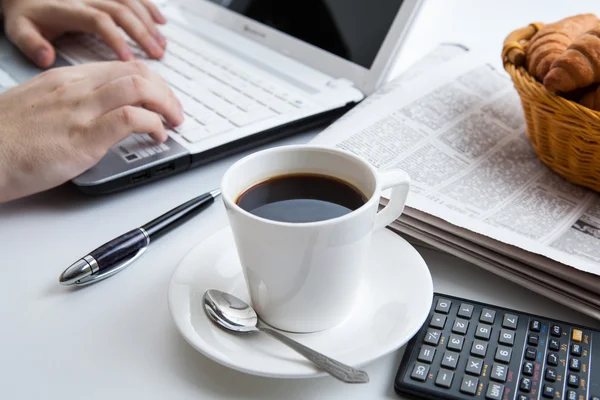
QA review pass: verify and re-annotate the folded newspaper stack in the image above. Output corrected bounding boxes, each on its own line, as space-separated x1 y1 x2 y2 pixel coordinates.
311 43 600 320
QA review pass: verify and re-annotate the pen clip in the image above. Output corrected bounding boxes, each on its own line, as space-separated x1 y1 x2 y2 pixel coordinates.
73 247 147 286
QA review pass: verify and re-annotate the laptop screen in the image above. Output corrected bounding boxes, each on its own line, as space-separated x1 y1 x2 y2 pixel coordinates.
205 0 404 69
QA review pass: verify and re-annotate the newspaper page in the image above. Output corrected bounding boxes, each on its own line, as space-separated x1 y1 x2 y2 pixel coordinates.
311 49 600 276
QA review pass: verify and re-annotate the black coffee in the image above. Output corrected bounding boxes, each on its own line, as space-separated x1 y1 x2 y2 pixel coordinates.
236 174 367 223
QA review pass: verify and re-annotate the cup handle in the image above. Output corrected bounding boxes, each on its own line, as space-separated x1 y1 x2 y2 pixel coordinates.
373 169 411 231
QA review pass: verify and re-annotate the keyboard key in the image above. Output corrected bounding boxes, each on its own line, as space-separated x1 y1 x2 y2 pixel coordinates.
465 357 483 376
435 369 454 388
525 347 536 361
571 343 582 356
520 377 532 392
182 128 211 143
441 351 459 370
542 385 554 398
475 323 492 340
567 374 579 387
424 329 441 346
522 361 534 376
485 383 504 400
551 325 562 337
447 335 464 351
417 345 436 363
457 303 474 319
527 334 539 346
410 362 429 382
494 346 512 363
529 320 541 332
498 329 515 346
452 319 469 335
502 314 518 329
566 390 577 400
228 108 275 127
545 367 557 382
460 376 479 395
203 119 234 135
548 338 560 351
480 309 496 324
570 357 581 371
471 340 488 357
572 329 583 343
430 314 446 329
547 353 558 366
490 363 508 383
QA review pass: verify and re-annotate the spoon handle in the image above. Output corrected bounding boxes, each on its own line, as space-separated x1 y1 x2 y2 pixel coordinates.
257 326 369 383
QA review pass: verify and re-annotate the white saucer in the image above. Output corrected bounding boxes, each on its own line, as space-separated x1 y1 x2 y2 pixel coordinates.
167 226 433 379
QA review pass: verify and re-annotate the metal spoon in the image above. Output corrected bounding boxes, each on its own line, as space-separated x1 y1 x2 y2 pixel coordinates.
203 289 370 383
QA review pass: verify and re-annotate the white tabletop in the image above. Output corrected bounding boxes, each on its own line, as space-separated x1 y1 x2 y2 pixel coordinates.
2 1 600 399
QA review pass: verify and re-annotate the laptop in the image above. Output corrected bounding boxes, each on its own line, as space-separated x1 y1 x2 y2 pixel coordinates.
0 0 423 195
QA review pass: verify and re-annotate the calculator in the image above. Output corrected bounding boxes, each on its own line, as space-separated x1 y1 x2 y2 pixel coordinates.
394 293 600 400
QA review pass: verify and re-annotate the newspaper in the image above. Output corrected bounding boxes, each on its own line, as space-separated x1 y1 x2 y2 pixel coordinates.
311 44 600 314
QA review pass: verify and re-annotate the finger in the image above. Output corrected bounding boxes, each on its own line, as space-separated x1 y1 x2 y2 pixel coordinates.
114 0 166 47
53 6 134 61
87 0 163 59
140 0 167 24
5 17 55 68
88 106 168 149
91 74 183 126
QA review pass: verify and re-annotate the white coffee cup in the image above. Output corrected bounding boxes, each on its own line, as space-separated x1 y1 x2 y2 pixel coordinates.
221 145 410 333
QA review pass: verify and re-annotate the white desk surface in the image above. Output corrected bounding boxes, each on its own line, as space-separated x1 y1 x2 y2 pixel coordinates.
2 1 600 398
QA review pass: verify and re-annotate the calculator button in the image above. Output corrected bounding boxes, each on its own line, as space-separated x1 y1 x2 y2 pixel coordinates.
471 340 488 357
498 329 515 346
548 338 560 351
551 324 562 337
460 376 479 395
494 346 512 363
480 309 496 324
571 343 582 356
435 369 454 388
569 357 581 371
547 353 558 366
518 396 529 400
567 390 577 400
424 329 441 346
542 385 554 398
435 298 452 314
441 351 460 370
447 335 464 351
527 334 539 346
591 396 600 400
529 319 541 332
410 362 430 382
466 357 483 375
544 367 557 382
522 361 534 376
502 314 518 329
430 313 446 329
567 374 579 387
458 303 474 319
525 347 537 361
572 329 583 342
520 377 532 392
490 363 507 382
485 383 504 400
417 345 436 363
452 318 469 335
475 323 492 340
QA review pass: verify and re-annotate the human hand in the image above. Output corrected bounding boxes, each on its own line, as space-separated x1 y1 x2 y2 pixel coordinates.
0 61 184 203
1 0 167 69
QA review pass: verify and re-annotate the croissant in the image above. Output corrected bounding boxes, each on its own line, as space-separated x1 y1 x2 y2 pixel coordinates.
544 24 600 92
526 14 599 82
580 86 600 110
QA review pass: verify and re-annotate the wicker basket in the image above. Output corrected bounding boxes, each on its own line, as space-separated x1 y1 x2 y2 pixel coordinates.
502 23 600 192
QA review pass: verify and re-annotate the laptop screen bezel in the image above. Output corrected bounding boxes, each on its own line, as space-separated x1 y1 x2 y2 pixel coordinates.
169 0 423 95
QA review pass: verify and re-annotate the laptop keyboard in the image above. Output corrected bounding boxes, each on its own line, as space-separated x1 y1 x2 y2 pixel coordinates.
55 23 311 145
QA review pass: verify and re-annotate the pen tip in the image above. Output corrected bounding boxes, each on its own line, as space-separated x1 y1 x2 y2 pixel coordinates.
210 189 221 198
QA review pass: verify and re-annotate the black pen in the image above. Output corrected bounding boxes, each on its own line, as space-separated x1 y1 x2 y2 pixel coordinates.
59 189 221 286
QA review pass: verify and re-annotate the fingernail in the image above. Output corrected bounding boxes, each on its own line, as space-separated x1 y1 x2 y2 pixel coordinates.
35 48 50 67
147 39 163 58
155 32 167 48
119 47 134 61
178 100 184 119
